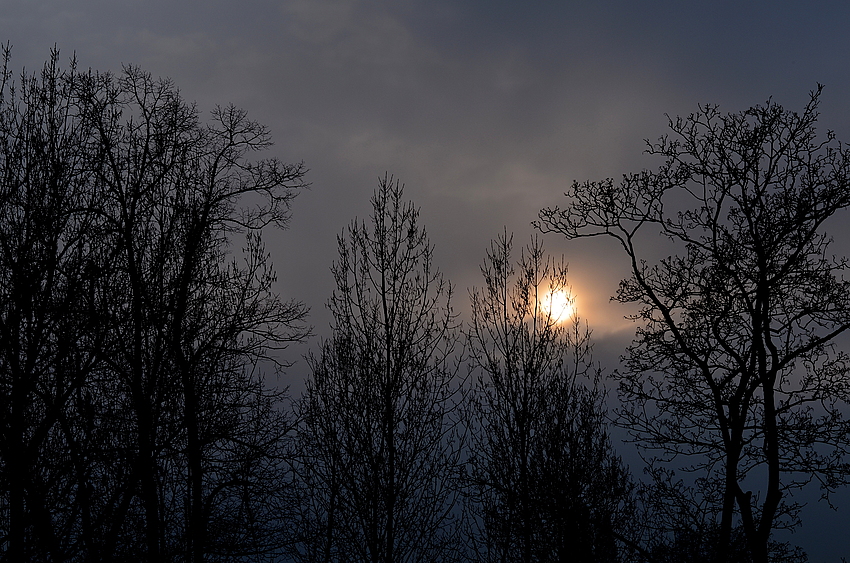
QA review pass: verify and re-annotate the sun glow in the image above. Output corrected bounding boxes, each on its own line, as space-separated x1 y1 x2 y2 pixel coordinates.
540 288 575 324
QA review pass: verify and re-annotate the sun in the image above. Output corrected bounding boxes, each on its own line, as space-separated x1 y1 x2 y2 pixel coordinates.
540 288 575 324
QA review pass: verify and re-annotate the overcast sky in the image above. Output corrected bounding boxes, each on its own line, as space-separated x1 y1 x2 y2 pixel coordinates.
4 1 850 558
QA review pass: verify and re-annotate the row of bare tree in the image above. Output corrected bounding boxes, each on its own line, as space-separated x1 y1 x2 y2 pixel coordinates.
0 47 632 563
3 48 850 563
290 178 634 563
284 85 850 563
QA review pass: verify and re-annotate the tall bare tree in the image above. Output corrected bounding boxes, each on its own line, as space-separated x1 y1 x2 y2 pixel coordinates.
84 66 308 562
0 46 114 562
538 86 850 563
0 47 309 562
464 232 634 563
293 175 464 563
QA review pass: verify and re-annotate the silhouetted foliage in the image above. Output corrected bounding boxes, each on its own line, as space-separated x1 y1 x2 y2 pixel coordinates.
464 233 635 562
0 47 308 562
292 176 465 563
538 86 849 563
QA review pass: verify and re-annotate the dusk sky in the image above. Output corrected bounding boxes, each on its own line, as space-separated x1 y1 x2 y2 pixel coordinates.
4 1 850 559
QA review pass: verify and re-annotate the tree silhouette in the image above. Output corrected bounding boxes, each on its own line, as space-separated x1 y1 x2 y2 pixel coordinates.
538 86 850 563
0 47 308 562
292 176 464 563
463 232 634 563
0 46 120 562
628 464 806 562
87 66 307 562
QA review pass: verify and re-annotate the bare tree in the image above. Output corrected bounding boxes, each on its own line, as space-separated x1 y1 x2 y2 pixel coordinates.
84 66 308 562
538 86 850 563
0 45 114 562
0 47 309 562
464 232 634 563
293 175 464 563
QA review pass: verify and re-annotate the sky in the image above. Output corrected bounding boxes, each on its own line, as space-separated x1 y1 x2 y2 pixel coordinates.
4 1 850 558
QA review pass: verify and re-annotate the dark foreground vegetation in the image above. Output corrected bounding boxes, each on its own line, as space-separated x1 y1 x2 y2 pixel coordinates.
1 48 849 562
